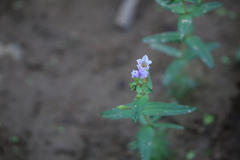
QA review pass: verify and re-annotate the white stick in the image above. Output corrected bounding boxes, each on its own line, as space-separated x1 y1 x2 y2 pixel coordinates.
115 0 140 30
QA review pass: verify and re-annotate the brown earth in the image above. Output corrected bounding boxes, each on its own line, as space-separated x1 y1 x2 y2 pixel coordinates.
0 0 240 160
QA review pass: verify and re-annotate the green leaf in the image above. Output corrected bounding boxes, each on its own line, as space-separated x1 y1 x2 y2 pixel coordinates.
191 2 223 17
186 151 196 160
137 126 155 160
215 7 227 17
185 0 199 4
163 59 188 86
147 73 153 90
132 96 149 123
177 75 197 88
185 36 214 68
174 0 199 4
139 114 148 125
151 131 170 160
142 74 153 95
203 114 215 125
101 108 132 120
220 56 231 65
168 75 197 101
151 115 162 123
152 123 184 130
156 0 185 14
185 42 219 60
143 102 196 116
156 0 194 14
178 15 193 40
143 32 181 44
206 42 220 51
101 103 134 120
129 81 137 91
136 85 143 96
150 43 182 58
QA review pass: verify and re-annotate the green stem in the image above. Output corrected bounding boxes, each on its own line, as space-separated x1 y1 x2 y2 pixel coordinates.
181 0 188 14
143 114 152 126
180 42 186 58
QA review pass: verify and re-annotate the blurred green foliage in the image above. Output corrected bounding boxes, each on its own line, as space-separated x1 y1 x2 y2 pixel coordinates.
186 151 195 160
143 0 222 102
203 114 215 126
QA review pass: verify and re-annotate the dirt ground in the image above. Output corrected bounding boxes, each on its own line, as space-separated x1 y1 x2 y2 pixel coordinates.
0 0 239 160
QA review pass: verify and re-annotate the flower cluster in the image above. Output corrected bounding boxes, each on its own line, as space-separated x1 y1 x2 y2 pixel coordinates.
131 55 152 79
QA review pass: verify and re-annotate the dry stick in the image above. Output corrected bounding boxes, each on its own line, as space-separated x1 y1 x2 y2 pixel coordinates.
115 0 140 30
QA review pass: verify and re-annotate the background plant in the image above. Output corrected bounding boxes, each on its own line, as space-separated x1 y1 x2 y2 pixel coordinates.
143 0 222 101
101 55 196 160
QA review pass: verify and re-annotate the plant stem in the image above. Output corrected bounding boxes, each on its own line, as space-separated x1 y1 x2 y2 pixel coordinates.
181 0 188 14
143 114 152 126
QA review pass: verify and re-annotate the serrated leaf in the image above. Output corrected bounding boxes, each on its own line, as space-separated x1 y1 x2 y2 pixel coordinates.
163 59 188 86
143 32 181 44
152 123 184 130
191 2 223 17
143 102 196 116
137 126 155 160
150 43 182 57
185 36 214 68
178 15 193 39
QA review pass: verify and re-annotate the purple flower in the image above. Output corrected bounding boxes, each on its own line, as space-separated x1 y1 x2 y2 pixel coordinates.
137 65 149 79
131 70 139 79
136 55 152 71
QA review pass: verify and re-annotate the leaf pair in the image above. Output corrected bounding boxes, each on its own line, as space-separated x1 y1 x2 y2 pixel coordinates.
101 101 196 120
156 0 222 17
143 14 218 69
144 34 218 69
